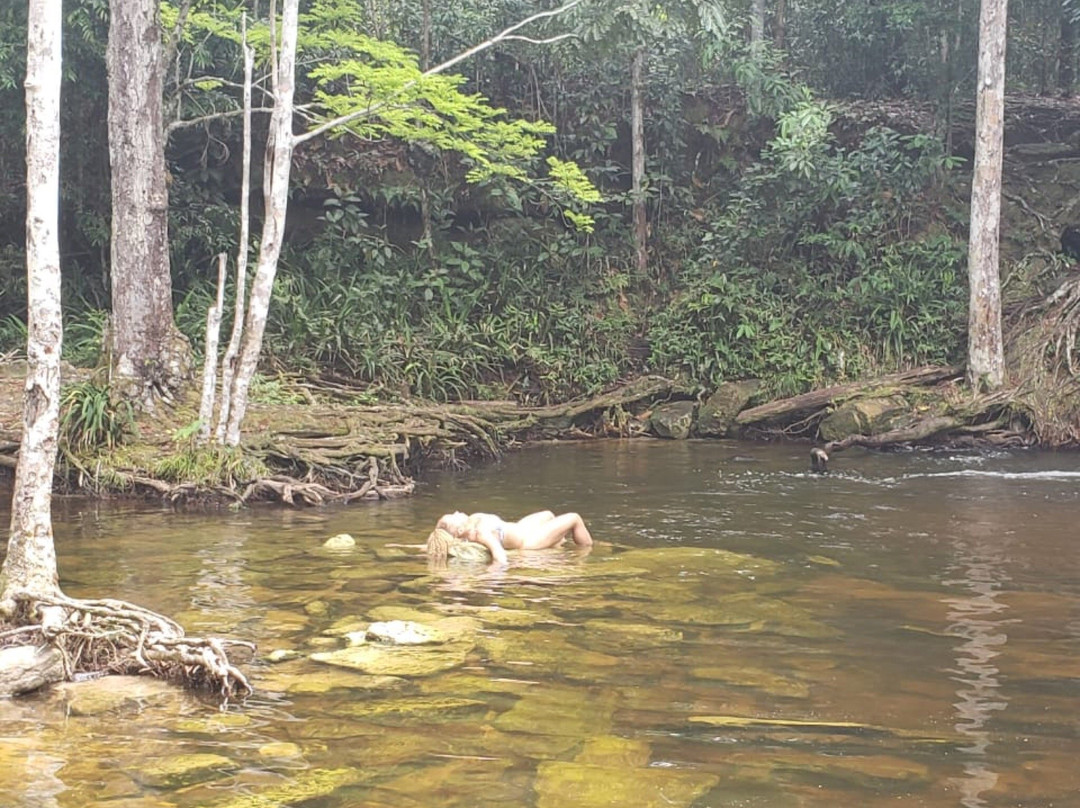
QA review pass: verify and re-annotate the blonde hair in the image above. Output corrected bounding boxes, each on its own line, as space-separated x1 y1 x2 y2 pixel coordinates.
425 526 491 563
426 528 455 562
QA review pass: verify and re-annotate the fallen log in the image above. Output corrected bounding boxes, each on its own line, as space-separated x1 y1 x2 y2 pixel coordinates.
824 415 960 453
735 366 961 427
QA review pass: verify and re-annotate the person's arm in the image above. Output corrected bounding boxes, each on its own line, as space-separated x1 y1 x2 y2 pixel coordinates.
467 524 508 564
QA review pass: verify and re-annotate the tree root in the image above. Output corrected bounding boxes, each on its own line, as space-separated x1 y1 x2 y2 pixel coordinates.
2 591 254 702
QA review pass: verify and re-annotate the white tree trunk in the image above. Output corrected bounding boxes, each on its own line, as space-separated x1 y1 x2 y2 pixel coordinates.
966 0 1008 390
107 0 191 409
215 39 256 443
751 0 766 52
224 0 299 446
1 0 64 613
198 253 227 442
630 47 648 279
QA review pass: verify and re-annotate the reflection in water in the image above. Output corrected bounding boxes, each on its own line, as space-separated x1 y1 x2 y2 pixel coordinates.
943 531 1013 808
3 443 1080 807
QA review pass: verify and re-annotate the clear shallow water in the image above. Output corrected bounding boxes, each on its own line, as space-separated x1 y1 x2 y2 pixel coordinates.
1 440 1078 807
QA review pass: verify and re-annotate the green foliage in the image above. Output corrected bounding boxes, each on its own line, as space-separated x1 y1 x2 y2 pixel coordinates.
63 308 109 367
648 125 968 396
152 443 268 487
60 380 133 453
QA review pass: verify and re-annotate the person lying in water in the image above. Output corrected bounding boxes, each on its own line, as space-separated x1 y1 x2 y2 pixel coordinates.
432 509 593 564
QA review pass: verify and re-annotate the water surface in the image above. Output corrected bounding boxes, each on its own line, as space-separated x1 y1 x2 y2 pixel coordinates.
2 440 1078 807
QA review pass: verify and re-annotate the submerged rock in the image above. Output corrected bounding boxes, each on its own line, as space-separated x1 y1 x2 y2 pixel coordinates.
52 675 181 716
336 695 488 725
131 753 237 789
323 533 356 550
534 760 718 808
311 643 471 677
365 620 447 645
691 662 810 698
613 546 780 579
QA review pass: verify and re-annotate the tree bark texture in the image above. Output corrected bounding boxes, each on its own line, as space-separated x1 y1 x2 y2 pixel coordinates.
630 47 648 279
966 0 1008 390
107 0 190 409
773 0 786 51
215 39 255 443
1061 4 1077 95
225 0 299 445
2 0 63 611
198 254 227 442
751 0 766 51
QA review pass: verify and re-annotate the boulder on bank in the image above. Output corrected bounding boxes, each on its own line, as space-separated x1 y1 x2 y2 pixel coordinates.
696 380 760 437
649 401 696 439
818 395 910 442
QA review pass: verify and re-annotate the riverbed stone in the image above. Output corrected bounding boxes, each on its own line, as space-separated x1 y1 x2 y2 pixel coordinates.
323 533 356 549
311 642 471 677
649 400 696 439
337 695 488 725
575 620 683 654
614 546 780 579
259 664 410 695
534 760 718 808
267 648 302 663
691 662 810 698
818 395 909 441
131 753 238 789
644 592 839 638
696 380 760 437
365 620 447 645
258 742 303 758
52 675 181 716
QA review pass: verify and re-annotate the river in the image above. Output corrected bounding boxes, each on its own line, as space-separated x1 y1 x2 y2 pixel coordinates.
1 439 1078 807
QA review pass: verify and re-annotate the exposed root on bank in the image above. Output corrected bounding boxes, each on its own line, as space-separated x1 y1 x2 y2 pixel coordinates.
38 375 688 506
1 590 253 701
1006 275 1080 445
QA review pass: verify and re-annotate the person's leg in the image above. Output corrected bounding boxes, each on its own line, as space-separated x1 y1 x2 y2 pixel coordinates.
517 510 556 527
516 512 592 549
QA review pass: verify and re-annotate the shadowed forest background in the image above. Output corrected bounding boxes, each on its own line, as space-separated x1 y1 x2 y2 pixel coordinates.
0 0 1077 409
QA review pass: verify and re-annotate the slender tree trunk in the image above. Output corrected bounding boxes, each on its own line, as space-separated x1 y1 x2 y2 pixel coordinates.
773 0 786 51
750 0 766 52
224 0 299 445
630 47 648 279
198 253 227 442
107 0 191 410
215 36 255 442
419 0 436 264
2 0 64 614
1061 3 1077 96
966 0 1008 391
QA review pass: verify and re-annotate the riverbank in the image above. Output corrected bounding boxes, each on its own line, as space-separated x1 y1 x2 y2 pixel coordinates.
0 361 1063 506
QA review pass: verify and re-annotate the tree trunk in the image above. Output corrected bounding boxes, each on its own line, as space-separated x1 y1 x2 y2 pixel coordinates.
1061 3 1077 96
1 0 63 614
215 36 255 443
630 47 648 279
773 0 786 51
107 0 191 410
224 0 299 445
966 0 1008 391
751 0 766 52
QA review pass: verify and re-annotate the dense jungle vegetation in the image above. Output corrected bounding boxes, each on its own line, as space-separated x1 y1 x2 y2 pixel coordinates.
0 0 1077 407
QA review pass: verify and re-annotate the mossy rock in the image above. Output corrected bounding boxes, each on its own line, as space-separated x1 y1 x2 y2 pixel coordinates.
311 642 471 677
534 761 718 808
818 395 910 441
131 753 238 789
696 380 760 437
649 400 697 439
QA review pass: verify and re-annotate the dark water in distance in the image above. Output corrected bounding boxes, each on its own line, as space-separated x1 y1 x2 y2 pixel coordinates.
1 439 1078 807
